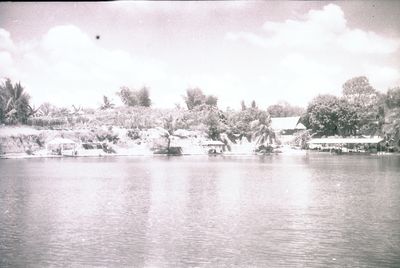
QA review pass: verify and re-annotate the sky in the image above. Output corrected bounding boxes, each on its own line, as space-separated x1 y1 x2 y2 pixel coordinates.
0 1 400 110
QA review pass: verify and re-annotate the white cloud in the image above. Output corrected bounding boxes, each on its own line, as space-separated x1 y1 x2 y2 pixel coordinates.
365 65 400 90
0 29 17 77
255 53 344 105
305 3 346 32
0 51 15 75
0 28 16 51
1 3 399 111
108 0 251 14
0 24 256 109
225 3 400 105
337 29 399 54
226 32 272 48
0 25 170 108
227 3 399 54
42 25 92 52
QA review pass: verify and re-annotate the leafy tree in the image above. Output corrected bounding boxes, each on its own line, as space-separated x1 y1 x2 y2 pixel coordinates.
382 87 400 149
342 76 379 135
117 86 151 107
303 95 361 137
385 87 400 108
205 95 218 107
305 94 340 136
117 86 138 106
342 76 377 105
267 101 305 117
251 100 257 109
267 103 284 118
183 88 218 110
226 106 265 142
184 88 206 110
204 108 225 140
0 78 31 124
100 96 115 110
302 77 387 137
240 100 246 111
336 98 359 136
137 87 151 107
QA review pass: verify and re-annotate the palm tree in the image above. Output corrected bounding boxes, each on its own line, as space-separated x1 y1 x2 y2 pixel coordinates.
100 95 115 110
0 92 6 123
251 112 276 152
27 104 39 117
1 79 31 124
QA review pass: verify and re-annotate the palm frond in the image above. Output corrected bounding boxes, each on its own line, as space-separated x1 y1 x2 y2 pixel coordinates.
15 82 24 99
6 98 13 110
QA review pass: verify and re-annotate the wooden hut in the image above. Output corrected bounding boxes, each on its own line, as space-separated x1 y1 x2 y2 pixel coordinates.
46 138 77 156
271 116 306 145
202 140 225 154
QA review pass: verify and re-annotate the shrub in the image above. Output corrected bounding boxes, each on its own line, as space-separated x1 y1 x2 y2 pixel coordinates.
127 129 140 140
94 129 119 143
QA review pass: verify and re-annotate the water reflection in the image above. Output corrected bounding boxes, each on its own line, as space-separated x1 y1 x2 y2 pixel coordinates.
1 155 400 267
145 160 190 267
217 166 242 213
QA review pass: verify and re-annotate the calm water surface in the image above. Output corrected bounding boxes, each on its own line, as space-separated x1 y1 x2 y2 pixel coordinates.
1 153 400 267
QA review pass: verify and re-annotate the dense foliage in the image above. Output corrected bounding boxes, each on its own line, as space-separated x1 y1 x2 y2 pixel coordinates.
267 101 304 118
382 87 400 148
184 88 218 110
302 76 393 139
0 79 33 124
116 86 151 107
303 94 341 136
2 76 400 149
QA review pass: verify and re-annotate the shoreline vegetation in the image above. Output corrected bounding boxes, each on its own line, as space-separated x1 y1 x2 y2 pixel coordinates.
0 125 296 159
1 76 400 159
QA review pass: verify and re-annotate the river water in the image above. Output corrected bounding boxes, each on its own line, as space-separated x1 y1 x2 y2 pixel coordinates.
1 153 400 267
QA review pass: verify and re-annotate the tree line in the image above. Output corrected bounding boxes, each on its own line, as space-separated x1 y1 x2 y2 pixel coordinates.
1 76 400 149
302 77 399 140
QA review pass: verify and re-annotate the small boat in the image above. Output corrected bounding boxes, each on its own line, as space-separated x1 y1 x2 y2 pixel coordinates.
62 149 78 157
208 148 222 155
75 142 107 157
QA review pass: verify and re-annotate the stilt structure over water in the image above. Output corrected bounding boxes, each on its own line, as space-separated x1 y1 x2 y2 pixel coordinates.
307 137 384 153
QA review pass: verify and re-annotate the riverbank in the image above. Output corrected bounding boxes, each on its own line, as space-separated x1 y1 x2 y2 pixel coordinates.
0 151 306 159
0 125 253 159
2 148 398 160
4 126 395 160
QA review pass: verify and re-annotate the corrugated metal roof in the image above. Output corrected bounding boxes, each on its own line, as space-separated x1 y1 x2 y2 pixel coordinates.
47 138 76 144
308 137 384 144
271 117 306 130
